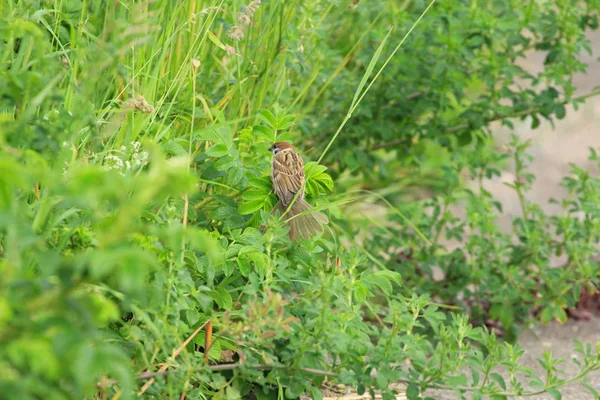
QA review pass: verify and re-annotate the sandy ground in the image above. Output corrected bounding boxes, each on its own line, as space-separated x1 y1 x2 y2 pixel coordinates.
425 30 600 400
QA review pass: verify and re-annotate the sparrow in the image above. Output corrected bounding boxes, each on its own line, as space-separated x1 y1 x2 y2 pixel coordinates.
269 142 328 240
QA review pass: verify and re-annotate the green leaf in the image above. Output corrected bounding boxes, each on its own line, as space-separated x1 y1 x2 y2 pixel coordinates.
305 162 334 193
546 388 562 400
238 199 266 215
258 109 277 128
242 189 269 202
285 381 304 399
309 386 323 400
248 176 273 191
353 281 368 304
471 366 480 386
214 155 236 171
237 256 251 277
446 373 468 387
490 373 506 390
276 114 295 130
194 332 222 361
186 309 200 325
205 144 229 157
164 140 189 156
555 104 566 119
212 286 233 310
196 126 233 147
406 383 420 400
350 28 392 110
253 125 275 142
245 251 268 277
583 383 599 398
186 229 224 267
362 273 392 295
529 377 545 389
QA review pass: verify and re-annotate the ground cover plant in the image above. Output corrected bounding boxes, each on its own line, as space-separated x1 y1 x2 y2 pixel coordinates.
2 0 600 399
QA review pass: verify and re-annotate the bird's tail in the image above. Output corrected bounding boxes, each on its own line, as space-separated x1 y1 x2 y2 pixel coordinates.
273 199 328 240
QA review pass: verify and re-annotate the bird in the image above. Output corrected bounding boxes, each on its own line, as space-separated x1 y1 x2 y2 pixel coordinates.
268 142 328 240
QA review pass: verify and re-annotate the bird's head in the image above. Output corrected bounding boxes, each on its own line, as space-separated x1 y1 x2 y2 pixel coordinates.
269 142 294 156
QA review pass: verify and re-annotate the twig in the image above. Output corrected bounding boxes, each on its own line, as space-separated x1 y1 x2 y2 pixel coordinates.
100 363 338 387
136 320 210 396
182 195 189 228
406 90 424 100
204 320 213 365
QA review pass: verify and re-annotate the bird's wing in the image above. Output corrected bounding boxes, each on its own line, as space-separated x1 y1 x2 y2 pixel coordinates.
271 150 305 206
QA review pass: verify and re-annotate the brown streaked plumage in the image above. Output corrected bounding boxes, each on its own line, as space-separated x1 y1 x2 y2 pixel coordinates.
269 142 328 240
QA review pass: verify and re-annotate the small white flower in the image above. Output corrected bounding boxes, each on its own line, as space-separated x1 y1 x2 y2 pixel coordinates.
104 154 124 170
131 141 141 151
125 161 131 170
62 141 69 148
120 145 127 151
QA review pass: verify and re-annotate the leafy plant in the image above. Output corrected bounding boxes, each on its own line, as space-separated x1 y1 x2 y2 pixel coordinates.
1 0 600 399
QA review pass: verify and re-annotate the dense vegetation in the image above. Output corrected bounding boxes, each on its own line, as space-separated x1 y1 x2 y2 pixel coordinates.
2 0 600 399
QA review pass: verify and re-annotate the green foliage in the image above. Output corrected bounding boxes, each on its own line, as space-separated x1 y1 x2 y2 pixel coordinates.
362 137 600 342
298 0 600 179
1 0 600 399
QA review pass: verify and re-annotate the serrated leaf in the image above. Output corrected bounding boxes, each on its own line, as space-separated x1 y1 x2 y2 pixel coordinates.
236 256 251 277
205 144 229 157
214 155 236 171
214 286 233 310
276 114 295 130
195 126 232 146
253 125 275 142
164 140 189 156
248 176 273 191
258 109 277 128
245 251 268 277
238 199 265 215
241 189 269 202
305 162 334 193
